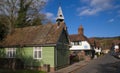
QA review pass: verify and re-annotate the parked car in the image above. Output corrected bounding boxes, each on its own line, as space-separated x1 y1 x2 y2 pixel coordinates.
112 52 120 59
110 45 120 59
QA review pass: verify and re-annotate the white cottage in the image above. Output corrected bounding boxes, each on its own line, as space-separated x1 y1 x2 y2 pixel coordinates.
69 25 92 56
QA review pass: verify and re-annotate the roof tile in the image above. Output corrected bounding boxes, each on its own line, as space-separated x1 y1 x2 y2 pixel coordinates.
0 22 66 47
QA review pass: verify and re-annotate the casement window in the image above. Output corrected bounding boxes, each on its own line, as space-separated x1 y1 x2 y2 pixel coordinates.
6 48 16 58
79 41 82 45
73 41 82 45
33 47 42 59
71 42 74 45
74 42 79 45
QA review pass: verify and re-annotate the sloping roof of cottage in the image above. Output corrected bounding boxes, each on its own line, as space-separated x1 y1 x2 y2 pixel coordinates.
69 34 90 42
0 22 67 47
69 25 90 43
112 40 120 45
89 38 101 47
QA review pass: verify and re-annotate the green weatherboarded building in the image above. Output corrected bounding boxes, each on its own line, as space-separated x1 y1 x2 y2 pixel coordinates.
0 22 70 72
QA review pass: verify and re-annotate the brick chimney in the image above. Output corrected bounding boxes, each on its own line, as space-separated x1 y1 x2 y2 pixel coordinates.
78 25 84 35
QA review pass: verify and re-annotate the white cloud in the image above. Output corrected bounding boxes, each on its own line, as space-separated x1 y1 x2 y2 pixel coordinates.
90 0 112 8
108 18 114 22
79 8 102 16
45 12 56 20
41 0 48 2
78 0 113 16
46 12 53 18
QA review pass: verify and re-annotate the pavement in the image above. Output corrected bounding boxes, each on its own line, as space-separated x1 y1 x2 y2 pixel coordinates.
49 53 120 73
49 59 90 73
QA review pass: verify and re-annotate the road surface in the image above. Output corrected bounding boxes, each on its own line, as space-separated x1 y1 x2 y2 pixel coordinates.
75 54 120 73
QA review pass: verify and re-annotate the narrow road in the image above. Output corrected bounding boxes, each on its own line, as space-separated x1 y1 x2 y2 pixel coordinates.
75 54 120 73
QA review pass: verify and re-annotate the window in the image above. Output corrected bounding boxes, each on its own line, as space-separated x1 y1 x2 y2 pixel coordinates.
79 41 82 45
74 42 79 45
33 47 42 59
73 41 81 45
71 42 74 45
6 48 16 58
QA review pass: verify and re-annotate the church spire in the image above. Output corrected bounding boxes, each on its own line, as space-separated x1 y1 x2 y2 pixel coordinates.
56 6 64 22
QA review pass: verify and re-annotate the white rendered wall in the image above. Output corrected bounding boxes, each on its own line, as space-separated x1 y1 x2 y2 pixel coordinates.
70 41 91 50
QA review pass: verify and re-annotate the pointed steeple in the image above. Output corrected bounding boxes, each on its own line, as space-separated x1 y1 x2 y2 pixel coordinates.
56 6 64 22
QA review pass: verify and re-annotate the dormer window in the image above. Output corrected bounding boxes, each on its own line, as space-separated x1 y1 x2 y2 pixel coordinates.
72 41 82 45
74 42 79 45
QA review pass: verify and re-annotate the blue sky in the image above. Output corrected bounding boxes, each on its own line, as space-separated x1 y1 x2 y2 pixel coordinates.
42 0 120 37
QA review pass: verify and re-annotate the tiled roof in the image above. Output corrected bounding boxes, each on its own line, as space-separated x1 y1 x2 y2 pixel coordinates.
69 25 90 44
69 34 90 42
0 22 66 47
112 40 120 45
89 38 100 47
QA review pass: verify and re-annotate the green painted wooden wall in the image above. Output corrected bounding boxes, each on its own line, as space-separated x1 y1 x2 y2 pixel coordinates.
0 47 55 67
55 29 70 70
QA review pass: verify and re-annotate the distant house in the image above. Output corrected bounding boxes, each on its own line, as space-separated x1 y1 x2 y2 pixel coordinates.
69 25 92 56
89 38 102 54
89 38 120 54
0 6 70 72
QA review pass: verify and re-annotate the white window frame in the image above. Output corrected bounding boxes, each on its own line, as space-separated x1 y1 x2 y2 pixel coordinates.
33 47 42 59
6 48 16 58
71 42 74 46
74 41 81 45
79 41 82 45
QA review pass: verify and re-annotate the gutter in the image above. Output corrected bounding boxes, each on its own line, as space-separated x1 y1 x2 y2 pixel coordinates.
0 43 57 48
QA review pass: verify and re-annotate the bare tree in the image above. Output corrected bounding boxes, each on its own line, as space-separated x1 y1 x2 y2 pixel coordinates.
16 0 47 27
0 0 18 33
0 0 47 33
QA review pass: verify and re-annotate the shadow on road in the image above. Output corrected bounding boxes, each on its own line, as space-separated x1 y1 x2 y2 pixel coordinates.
98 61 120 73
